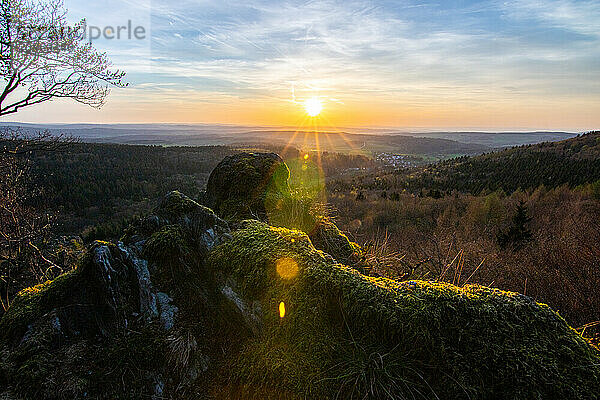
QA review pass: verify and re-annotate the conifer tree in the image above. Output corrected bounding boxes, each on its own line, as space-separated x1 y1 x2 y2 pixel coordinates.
498 200 533 250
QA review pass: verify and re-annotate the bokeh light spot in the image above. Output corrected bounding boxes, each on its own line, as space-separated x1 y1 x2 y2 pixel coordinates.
279 301 286 318
276 257 299 280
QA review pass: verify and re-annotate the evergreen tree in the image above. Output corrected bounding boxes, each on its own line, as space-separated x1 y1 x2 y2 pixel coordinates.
498 200 533 250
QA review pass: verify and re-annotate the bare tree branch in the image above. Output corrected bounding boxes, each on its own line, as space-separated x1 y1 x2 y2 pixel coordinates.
0 0 127 117
0 126 77 311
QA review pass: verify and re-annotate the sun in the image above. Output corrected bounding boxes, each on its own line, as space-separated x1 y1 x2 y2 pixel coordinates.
304 97 323 117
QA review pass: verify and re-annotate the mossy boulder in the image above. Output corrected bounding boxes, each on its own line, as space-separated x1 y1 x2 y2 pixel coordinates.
308 218 365 269
203 153 364 269
204 152 291 221
208 221 600 399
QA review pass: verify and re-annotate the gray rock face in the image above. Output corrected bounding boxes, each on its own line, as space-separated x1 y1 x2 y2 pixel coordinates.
220 283 262 335
203 152 291 220
124 190 231 255
92 244 133 326
120 243 159 321
1 239 186 352
0 191 232 372
156 292 178 330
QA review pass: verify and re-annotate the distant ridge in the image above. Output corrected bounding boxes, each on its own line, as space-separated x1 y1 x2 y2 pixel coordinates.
0 122 578 153
397 131 600 193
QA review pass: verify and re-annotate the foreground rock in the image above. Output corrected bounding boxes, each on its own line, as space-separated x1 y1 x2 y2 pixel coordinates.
1 154 599 399
203 152 367 269
209 221 600 399
0 191 231 399
204 152 291 220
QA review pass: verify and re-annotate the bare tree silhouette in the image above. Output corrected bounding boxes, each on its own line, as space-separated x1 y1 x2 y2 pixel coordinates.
0 0 127 116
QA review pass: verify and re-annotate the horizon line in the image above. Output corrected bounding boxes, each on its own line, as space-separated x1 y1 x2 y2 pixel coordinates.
0 121 585 134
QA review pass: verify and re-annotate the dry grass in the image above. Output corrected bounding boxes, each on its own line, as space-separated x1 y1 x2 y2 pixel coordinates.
166 329 198 370
329 185 600 339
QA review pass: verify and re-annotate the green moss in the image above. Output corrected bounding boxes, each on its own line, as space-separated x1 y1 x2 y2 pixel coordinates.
159 190 205 218
265 197 364 268
208 221 600 399
143 224 193 295
308 218 364 267
143 225 188 264
204 153 364 268
0 271 81 344
205 153 292 221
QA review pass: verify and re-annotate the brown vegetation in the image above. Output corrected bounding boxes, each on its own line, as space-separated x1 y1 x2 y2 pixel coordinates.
329 185 600 340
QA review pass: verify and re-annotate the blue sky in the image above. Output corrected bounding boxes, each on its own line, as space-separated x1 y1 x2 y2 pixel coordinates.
5 0 600 130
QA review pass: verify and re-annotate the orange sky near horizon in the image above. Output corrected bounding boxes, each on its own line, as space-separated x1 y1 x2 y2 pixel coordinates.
2 0 600 133
4 90 598 132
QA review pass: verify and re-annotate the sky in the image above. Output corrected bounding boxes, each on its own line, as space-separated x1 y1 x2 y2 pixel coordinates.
3 0 600 130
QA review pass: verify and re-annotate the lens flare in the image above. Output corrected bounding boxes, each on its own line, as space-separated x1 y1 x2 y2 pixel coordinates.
279 301 286 318
276 257 299 280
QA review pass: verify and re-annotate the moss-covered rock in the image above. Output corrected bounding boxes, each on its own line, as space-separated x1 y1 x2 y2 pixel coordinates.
208 221 600 399
204 152 291 220
123 190 230 251
308 218 365 269
3 217 600 399
144 224 189 267
202 153 365 269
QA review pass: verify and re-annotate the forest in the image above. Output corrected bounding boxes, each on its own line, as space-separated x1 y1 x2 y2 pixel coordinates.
2 132 599 344
336 131 600 196
327 132 600 338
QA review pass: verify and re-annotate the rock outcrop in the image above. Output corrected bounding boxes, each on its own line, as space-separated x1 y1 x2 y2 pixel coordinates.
203 152 366 270
1 153 599 399
0 192 232 399
204 152 291 220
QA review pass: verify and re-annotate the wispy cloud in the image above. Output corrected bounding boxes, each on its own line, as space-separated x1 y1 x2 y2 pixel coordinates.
8 0 600 128
502 0 600 36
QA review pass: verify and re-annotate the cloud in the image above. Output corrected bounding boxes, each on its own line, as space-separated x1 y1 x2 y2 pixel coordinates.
502 0 600 36
37 0 600 127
